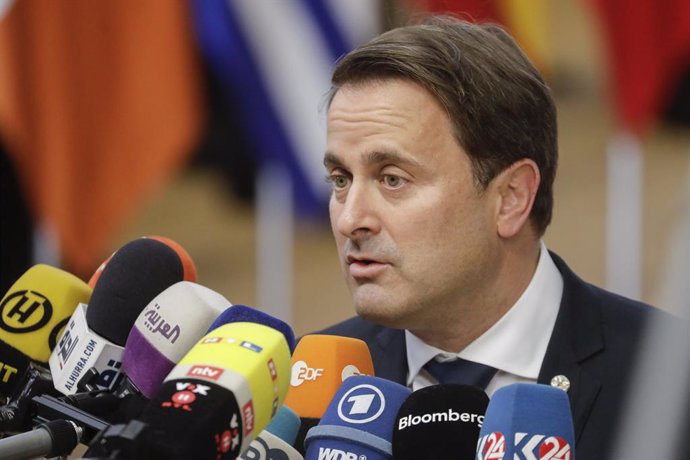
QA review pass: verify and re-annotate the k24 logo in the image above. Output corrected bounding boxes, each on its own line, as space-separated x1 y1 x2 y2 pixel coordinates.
476 432 572 460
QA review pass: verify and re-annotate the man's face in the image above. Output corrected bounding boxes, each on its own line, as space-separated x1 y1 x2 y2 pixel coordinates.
325 79 501 330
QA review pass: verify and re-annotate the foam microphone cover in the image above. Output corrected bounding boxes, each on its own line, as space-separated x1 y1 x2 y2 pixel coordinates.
284 335 374 454
88 235 197 289
393 384 489 459
208 304 296 353
86 237 195 345
0 265 90 397
238 406 303 459
476 383 575 460
304 375 410 460
138 321 293 458
122 281 232 398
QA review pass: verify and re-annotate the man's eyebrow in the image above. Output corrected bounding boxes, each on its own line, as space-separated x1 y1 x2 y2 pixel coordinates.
323 150 423 169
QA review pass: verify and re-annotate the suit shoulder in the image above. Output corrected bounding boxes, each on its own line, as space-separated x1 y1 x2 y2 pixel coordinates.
311 316 387 342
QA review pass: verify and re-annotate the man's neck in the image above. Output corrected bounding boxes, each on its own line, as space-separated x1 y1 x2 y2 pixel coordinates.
410 239 541 353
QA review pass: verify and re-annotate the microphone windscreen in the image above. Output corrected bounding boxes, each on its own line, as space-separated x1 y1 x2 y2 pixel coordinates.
87 235 197 289
208 304 296 353
0 265 90 397
476 383 575 460
265 405 301 447
284 335 374 419
138 321 293 458
86 237 194 345
304 375 410 460
392 384 489 459
122 281 232 398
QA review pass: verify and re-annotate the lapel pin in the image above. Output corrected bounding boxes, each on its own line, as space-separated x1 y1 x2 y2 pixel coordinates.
550 374 571 392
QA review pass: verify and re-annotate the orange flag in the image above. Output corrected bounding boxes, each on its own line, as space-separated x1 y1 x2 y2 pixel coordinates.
0 1 204 276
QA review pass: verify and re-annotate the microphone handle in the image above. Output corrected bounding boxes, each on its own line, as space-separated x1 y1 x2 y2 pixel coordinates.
0 419 82 460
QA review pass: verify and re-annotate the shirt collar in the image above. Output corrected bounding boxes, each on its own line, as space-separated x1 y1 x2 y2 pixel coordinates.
406 242 563 386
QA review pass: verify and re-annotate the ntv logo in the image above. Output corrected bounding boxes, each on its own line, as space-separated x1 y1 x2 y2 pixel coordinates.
476 432 572 460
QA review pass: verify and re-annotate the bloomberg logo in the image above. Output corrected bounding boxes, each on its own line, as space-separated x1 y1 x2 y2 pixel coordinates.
397 409 484 430
336 384 385 424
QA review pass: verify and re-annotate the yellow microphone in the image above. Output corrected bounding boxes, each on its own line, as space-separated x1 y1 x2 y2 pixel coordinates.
0 264 91 399
134 319 293 459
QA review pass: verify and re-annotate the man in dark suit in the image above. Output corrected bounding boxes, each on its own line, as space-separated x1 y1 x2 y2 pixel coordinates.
317 16 666 459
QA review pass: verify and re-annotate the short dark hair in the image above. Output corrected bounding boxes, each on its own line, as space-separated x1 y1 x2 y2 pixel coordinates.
328 16 558 235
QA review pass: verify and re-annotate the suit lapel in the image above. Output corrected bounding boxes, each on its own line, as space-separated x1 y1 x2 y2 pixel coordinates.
370 327 408 385
539 252 604 442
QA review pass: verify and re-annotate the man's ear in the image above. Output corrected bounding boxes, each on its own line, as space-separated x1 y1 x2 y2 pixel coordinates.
493 159 541 238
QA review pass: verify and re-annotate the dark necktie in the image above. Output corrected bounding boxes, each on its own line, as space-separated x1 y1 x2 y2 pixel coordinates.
423 356 498 389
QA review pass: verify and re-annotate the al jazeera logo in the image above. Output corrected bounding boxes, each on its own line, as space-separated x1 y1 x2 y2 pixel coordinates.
0 290 53 334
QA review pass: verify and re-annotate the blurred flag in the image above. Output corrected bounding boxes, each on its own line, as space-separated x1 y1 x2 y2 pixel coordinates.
587 0 690 133
190 0 382 217
408 0 552 74
0 1 204 276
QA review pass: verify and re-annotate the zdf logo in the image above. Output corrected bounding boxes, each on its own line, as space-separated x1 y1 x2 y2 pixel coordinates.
290 360 323 387
337 384 385 424
0 290 52 333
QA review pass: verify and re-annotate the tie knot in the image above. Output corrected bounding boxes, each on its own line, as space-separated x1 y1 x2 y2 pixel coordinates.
423 356 497 389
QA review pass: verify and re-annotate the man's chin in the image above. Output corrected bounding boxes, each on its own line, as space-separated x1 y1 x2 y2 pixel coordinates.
355 306 409 330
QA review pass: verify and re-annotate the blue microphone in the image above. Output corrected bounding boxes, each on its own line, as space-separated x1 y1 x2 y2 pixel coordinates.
304 375 410 460
476 383 575 460
207 304 296 353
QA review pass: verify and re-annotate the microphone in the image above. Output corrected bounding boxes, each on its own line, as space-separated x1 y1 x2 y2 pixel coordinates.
283 335 374 453
49 237 196 395
34 283 233 432
121 281 232 399
88 317 294 459
87 235 197 289
0 264 91 403
206 305 297 353
475 383 575 460
304 375 411 460
238 406 303 459
392 384 489 459
0 419 82 460
0 264 91 401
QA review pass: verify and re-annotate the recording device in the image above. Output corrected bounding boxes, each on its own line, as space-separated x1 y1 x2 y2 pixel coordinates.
238 405 303 460
475 383 575 460
49 237 196 396
121 281 232 398
86 316 294 459
392 384 489 459
283 335 374 453
0 419 82 460
303 375 411 460
0 264 91 401
206 305 297 352
87 235 197 289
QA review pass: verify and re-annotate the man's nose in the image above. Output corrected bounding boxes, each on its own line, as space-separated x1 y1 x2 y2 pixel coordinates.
332 181 381 239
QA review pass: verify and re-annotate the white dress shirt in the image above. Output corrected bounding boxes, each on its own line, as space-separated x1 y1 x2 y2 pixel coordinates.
405 241 564 396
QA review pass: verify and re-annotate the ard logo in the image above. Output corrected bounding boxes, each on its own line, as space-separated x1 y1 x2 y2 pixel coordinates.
0 290 53 333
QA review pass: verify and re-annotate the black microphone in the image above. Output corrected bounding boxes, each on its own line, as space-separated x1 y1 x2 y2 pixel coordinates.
49 237 196 396
392 384 489 459
0 419 82 460
84 307 294 459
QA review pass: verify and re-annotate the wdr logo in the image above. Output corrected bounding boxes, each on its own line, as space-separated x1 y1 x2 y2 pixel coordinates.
317 447 366 460
336 384 385 424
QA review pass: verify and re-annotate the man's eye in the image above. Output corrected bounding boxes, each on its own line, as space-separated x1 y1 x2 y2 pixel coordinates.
327 174 349 189
383 175 404 188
